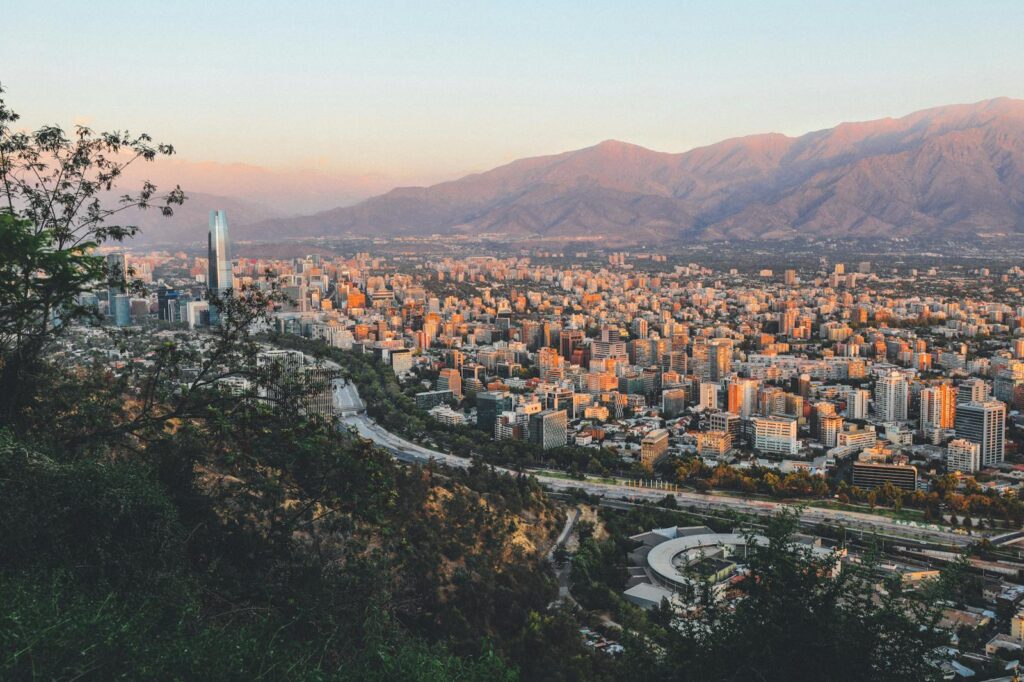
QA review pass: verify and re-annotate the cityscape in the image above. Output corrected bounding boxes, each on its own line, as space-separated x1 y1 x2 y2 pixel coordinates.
6 2 1024 681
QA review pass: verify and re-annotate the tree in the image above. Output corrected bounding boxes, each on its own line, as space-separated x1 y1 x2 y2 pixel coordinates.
0 84 183 427
640 509 954 681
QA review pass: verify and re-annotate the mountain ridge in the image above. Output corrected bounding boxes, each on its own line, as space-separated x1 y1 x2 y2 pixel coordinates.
228 97 1024 243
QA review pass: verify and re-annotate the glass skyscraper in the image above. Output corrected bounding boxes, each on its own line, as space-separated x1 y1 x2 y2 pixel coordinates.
207 210 233 324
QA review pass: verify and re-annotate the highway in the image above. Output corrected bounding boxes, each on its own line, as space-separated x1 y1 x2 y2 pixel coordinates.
334 380 974 550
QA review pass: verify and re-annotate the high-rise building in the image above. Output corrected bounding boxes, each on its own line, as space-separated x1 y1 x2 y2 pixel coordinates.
947 438 981 474
710 411 741 447
208 210 233 324
302 365 341 419
955 400 1006 467
920 383 956 443
752 416 798 455
592 326 627 361
529 409 568 450
708 338 733 381
106 252 127 299
437 368 462 397
560 329 584 361
477 391 513 436
661 388 687 418
820 415 844 449
106 253 130 326
958 378 989 404
389 348 413 375
111 293 131 327
845 389 870 420
699 382 719 411
640 429 670 468
874 371 908 422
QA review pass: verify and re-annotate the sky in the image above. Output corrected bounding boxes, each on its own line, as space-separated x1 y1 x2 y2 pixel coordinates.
4 0 1024 195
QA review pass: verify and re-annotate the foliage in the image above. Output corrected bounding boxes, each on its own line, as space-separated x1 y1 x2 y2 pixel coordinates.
0 83 182 425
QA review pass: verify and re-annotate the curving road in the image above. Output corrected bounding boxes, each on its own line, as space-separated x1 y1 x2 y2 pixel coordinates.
334 380 973 549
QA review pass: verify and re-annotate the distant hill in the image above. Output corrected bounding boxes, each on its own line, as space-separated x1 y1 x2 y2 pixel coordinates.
238 98 1024 244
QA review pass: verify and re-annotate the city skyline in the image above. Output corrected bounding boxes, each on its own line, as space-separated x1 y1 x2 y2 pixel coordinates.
7 5 1024 678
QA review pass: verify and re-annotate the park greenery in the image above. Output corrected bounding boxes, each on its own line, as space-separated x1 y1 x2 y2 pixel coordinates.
664 455 1024 528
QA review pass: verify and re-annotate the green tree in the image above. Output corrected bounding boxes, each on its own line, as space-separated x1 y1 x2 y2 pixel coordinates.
0 84 182 427
638 509 953 681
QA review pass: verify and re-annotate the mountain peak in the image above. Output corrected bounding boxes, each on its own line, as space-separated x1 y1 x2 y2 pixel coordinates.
584 139 658 155
240 98 1024 244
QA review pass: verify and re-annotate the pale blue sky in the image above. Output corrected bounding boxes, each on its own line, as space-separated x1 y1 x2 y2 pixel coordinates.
4 0 1023 180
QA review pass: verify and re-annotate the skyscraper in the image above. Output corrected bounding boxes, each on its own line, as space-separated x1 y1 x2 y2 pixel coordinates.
955 400 1006 467
105 252 129 326
708 338 733 381
529 409 568 450
920 383 956 443
208 210 233 324
874 370 908 422
208 210 233 293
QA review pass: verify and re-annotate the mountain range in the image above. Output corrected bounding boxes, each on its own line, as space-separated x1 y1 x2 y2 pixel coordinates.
141 98 1024 245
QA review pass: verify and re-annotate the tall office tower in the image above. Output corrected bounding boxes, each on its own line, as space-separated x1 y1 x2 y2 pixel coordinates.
537 347 564 382
874 370 908 422
105 252 130 326
529 409 568 450
955 400 1006 467
710 411 741 447
660 350 687 375
797 373 812 399
434 366 462 399
208 210 233 292
690 339 709 380
708 338 733 381
958 378 989 404
208 210 233 324
541 321 553 349
811 402 837 440
520 320 541 349
447 349 465 370
106 252 127 300
477 391 513 436
779 309 799 336
111 293 131 327
920 383 957 443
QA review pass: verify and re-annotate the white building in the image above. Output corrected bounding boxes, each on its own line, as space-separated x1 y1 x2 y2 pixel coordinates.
429 404 467 426
845 389 870 420
752 416 798 455
947 438 981 474
874 370 908 422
